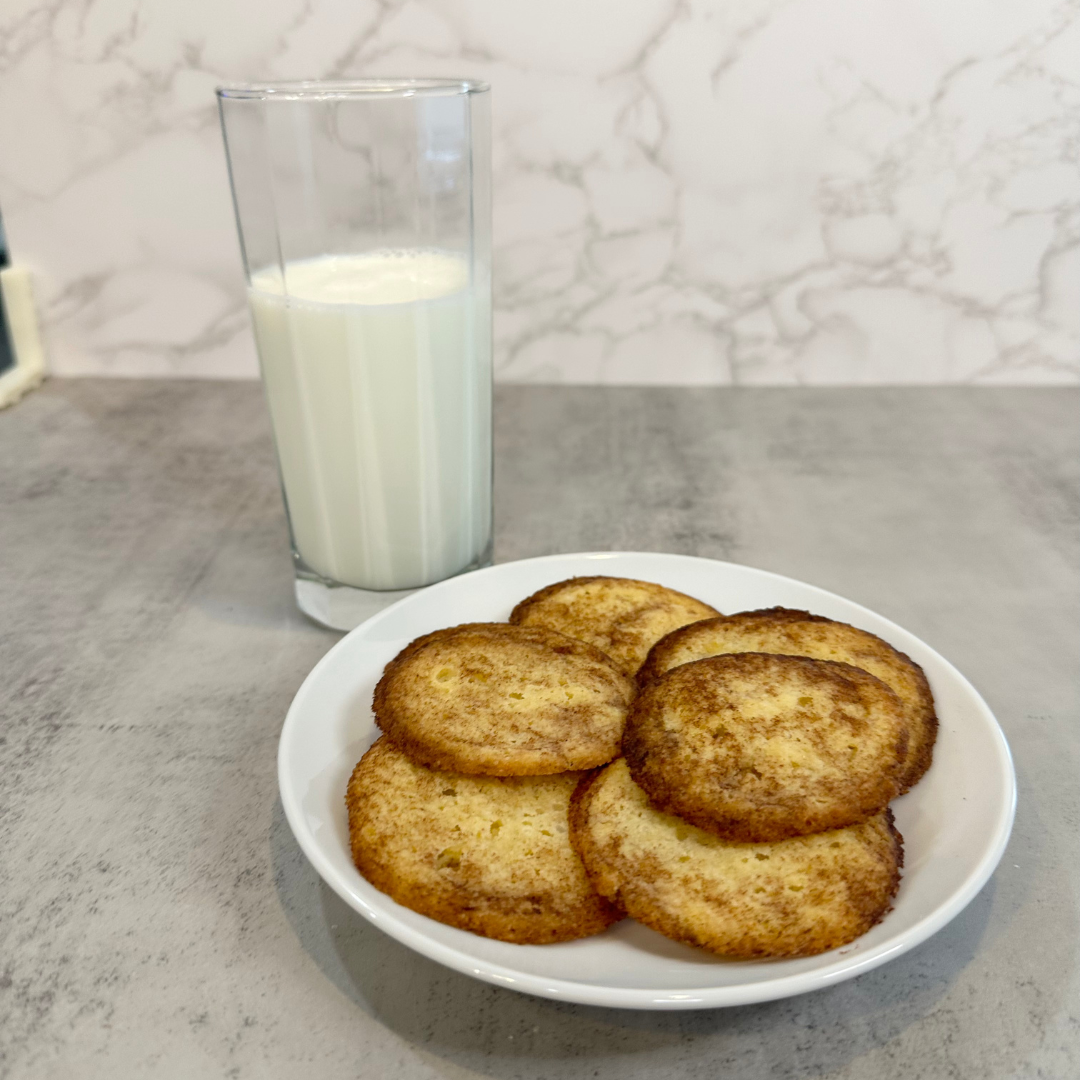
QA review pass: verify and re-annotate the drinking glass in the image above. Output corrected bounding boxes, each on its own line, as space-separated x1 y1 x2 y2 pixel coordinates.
218 80 492 630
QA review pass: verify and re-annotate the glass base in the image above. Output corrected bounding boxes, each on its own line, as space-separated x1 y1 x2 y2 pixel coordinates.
294 577 420 632
294 543 494 632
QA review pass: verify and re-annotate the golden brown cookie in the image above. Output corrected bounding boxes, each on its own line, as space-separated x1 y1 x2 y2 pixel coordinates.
374 623 635 776
509 576 719 677
637 609 936 792
623 653 909 841
348 738 622 944
569 759 902 958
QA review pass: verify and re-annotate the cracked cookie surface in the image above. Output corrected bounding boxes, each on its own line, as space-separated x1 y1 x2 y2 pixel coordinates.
348 738 622 943
638 608 936 791
374 622 635 775
510 575 719 677
624 653 909 841
570 758 902 958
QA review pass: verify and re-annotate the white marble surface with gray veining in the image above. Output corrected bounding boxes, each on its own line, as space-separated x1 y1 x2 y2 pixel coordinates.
0 380 1077 1079
0 0 1078 384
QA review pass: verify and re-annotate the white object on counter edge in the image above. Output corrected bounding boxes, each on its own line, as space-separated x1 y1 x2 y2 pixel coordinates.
0 266 46 408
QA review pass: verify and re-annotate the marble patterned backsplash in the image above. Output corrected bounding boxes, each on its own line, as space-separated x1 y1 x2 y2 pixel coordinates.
1 0 1077 384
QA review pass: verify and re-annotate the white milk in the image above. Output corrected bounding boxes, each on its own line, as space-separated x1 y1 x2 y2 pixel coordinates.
248 251 491 591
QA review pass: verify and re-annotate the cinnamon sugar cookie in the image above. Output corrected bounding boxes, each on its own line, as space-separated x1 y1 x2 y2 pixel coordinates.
510 576 718 677
349 738 622 943
374 623 634 775
569 758 902 958
638 609 936 791
624 653 909 841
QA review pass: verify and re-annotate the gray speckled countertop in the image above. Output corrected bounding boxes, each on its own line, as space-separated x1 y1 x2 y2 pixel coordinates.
1 381 1077 1080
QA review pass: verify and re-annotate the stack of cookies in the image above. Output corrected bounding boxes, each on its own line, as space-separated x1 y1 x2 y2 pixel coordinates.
346 576 937 958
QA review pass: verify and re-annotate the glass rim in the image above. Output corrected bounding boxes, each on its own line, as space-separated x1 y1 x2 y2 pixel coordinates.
216 78 489 101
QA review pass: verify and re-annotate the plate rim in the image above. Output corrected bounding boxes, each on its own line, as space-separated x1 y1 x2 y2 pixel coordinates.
278 551 1017 1010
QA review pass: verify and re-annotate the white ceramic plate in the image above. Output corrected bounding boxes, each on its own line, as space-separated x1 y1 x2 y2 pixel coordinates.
278 552 1015 1010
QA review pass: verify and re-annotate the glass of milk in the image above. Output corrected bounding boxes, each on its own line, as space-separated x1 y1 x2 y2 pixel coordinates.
217 80 492 630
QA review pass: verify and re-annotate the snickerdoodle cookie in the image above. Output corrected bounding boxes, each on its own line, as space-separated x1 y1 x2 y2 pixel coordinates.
569 758 902 958
637 609 936 791
374 623 635 775
348 738 622 943
623 653 909 841
509 576 719 677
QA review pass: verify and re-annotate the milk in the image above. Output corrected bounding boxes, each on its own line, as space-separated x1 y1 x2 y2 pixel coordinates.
248 251 491 592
